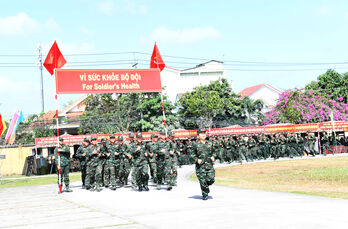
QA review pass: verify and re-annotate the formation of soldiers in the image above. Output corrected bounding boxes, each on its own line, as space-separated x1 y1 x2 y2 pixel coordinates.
73 130 181 192
55 130 344 199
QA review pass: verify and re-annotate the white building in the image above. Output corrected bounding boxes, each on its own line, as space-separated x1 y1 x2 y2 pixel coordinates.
160 60 225 102
238 84 282 113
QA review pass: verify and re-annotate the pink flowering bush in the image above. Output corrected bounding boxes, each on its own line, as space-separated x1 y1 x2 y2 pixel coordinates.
262 89 348 125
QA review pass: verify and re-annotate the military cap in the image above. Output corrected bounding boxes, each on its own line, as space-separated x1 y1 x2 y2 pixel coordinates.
101 138 107 143
118 136 123 141
109 134 115 139
59 137 64 141
153 134 159 138
83 137 90 142
128 132 134 138
197 129 206 134
136 133 143 138
90 136 97 141
159 130 166 135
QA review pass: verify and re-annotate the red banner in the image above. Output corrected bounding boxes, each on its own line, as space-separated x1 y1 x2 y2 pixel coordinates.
35 121 348 147
55 69 162 94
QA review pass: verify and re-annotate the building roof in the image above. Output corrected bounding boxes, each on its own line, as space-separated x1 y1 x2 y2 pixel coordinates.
238 84 282 98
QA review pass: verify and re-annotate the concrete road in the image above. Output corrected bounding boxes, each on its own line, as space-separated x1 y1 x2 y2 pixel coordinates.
1 156 348 229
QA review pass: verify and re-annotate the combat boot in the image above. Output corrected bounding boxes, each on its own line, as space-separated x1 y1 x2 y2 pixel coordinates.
110 186 116 191
144 186 149 191
202 195 208 200
167 186 172 191
65 186 73 192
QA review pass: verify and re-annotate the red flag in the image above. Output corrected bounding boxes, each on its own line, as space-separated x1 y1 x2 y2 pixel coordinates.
43 41 66 75
150 42 165 72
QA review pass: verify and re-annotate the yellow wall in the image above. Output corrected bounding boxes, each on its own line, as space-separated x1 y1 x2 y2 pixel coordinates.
0 146 33 176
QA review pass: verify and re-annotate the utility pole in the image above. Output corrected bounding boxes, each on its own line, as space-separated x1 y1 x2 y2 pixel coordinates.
37 43 45 114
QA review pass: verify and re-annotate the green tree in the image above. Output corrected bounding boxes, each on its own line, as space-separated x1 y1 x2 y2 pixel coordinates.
305 69 348 103
178 78 264 129
79 92 180 134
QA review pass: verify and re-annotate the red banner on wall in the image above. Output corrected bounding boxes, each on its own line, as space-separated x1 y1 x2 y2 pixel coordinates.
55 69 162 94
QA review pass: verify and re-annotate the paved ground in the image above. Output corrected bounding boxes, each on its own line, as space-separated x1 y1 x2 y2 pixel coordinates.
1 155 348 229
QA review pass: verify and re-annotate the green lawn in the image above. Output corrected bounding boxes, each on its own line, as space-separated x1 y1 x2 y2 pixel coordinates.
0 172 81 188
191 156 348 199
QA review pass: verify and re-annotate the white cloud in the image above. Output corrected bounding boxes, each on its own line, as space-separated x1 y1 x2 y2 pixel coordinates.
316 4 331 16
97 1 116 15
0 13 59 36
97 0 147 15
140 27 221 44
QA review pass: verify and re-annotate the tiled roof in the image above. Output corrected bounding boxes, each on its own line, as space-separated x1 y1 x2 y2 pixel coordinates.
238 84 282 98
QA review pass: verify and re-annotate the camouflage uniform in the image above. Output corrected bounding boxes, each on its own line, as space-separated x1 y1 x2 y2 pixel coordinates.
99 138 111 187
168 132 179 186
108 135 122 190
247 136 257 161
147 135 159 183
54 138 72 192
321 133 334 156
74 138 89 188
132 133 149 191
191 129 216 200
237 135 249 162
156 136 170 189
85 138 101 191
306 133 316 156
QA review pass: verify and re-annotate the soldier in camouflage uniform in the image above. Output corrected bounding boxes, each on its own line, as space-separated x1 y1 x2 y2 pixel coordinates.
54 137 72 193
237 135 250 162
247 135 258 161
99 138 111 188
85 137 101 191
147 134 159 183
321 131 334 156
74 137 89 189
269 134 279 160
132 133 149 191
157 130 170 190
278 134 287 158
296 133 304 157
191 129 216 200
119 134 133 186
168 131 179 186
108 135 122 190
305 133 316 156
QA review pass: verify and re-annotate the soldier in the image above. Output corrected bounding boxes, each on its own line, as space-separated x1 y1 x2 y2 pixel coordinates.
296 133 305 157
156 130 170 190
247 135 257 161
54 137 72 193
124 133 136 188
191 129 216 200
321 131 334 156
147 134 159 183
119 134 133 186
168 131 179 186
237 135 250 162
185 137 194 164
74 137 89 189
108 134 122 190
99 138 111 188
269 134 278 160
85 137 101 191
132 133 149 191
278 134 287 158
305 132 316 156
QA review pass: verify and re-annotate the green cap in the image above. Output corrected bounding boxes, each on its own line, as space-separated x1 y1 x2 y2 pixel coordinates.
109 134 115 139
128 133 134 138
90 136 97 141
101 138 107 143
136 133 143 138
59 137 64 141
197 129 206 134
83 137 89 142
118 136 123 141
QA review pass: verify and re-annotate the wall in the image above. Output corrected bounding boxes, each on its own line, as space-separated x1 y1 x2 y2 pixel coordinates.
0 146 34 176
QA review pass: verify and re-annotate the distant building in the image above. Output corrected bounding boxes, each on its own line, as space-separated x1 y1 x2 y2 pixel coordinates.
161 60 225 102
239 84 282 113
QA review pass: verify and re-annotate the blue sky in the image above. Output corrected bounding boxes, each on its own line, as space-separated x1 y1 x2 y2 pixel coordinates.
1 0 348 120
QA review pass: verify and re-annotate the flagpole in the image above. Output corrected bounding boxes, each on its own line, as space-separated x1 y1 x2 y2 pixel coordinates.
54 71 62 194
157 61 168 138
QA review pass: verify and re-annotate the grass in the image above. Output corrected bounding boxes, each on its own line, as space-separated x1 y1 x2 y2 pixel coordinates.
0 172 81 188
191 156 348 199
